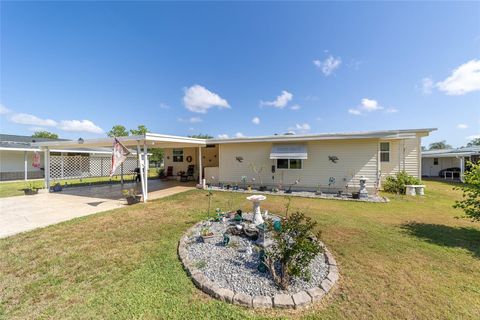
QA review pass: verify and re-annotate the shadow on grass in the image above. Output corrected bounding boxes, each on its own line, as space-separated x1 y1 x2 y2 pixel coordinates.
401 221 480 258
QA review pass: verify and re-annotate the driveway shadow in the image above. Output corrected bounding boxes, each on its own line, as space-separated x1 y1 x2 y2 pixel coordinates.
401 221 480 258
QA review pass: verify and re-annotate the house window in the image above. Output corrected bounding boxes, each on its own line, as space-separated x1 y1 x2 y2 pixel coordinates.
380 142 390 162
433 158 439 165
276 159 302 169
277 159 289 169
173 149 184 162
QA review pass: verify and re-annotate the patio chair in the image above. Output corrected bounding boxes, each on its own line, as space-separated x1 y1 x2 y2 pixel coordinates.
161 166 173 180
181 165 195 182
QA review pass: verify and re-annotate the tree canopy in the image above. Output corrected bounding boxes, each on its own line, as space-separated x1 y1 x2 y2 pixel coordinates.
32 131 58 139
428 140 452 150
130 125 149 136
107 125 129 137
466 138 480 147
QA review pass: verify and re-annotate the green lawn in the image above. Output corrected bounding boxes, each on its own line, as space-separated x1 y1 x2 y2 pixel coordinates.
1 180 479 319
0 169 161 198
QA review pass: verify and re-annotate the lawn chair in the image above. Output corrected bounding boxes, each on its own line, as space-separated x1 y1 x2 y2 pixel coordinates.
161 166 174 180
181 165 195 182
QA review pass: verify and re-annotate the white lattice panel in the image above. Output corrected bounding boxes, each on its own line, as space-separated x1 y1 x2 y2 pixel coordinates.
49 155 138 180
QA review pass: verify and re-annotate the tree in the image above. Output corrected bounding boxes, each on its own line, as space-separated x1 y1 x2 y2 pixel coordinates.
428 140 452 150
32 131 58 139
467 138 480 147
188 134 213 139
107 125 129 137
453 161 480 221
130 125 149 136
421 146 427 151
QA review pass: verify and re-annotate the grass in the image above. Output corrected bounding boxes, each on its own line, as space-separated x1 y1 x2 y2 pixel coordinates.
1 180 479 319
0 169 161 198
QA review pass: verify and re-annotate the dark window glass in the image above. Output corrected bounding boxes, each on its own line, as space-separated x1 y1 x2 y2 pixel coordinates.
433 158 439 165
289 159 302 169
277 159 288 169
173 149 184 162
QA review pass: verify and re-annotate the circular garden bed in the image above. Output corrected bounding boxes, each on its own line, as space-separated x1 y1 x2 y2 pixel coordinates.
178 205 339 309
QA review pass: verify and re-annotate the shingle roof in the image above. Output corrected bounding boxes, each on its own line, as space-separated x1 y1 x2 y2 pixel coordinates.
0 134 69 150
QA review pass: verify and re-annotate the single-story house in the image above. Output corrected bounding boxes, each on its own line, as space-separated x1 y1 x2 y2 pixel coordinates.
34 128 435 201
0 134 139 181
421 146 480 180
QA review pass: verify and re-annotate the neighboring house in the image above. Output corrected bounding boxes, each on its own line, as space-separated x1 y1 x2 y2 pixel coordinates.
421 146 480 179
0 134 138 182
162 128 435 192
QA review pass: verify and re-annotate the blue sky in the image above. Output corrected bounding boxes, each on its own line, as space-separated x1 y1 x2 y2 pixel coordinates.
1 1 479 147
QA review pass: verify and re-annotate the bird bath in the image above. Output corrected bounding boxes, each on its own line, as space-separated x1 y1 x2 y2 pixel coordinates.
246 194 266 225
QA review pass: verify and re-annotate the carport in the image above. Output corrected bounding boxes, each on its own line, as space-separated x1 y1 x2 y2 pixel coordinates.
35 133 207 202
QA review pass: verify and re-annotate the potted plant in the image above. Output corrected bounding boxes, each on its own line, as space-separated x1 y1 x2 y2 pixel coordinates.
200 226 216 243
241 176 248 190
122 189 141 205
23 182 39 195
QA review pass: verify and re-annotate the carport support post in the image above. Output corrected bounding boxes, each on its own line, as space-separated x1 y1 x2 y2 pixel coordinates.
198 146 202 185
24 151 28 181
143 143 148 201
460 156 465 183
44 148 50 190
136 143 146 203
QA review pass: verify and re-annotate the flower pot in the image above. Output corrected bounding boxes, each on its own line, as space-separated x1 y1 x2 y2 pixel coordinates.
352 192 360 199
126 195 141 205
201 234 217 243
23 188 38 195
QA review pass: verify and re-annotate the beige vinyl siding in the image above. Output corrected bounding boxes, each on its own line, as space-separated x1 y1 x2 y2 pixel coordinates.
218 139 379 191
380 136 421 179
163 147 198 176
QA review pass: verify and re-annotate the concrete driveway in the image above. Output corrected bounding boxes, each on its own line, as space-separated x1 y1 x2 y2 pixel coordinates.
0 180 195 238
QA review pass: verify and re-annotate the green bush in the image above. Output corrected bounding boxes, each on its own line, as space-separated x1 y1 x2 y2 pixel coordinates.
453 161 480 221
383 171 421 194
264 211 323 290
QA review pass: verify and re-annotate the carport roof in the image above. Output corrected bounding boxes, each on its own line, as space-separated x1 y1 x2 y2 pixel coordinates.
33 133 207 149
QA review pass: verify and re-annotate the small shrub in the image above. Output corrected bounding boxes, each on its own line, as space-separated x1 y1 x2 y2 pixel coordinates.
383 171 421 194
453 161 480 221
194 260 207 269
264 211 323 290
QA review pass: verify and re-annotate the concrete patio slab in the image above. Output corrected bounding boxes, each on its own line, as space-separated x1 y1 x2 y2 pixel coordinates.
0 180 195 238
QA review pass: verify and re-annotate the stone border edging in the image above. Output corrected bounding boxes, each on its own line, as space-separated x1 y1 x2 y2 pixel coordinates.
178 222 339 309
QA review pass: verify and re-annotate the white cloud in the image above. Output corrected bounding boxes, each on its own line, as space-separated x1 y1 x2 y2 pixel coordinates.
348 98 393 115
288 123 311 134
421 77 434 95
178 117 202 123
457 123 469 129
183 85 230 113
0 104 11 115
235 132 244 138
252 117 260 125
57 120 104 134
385 107 398 113
313 55 342 76
10 113 57 126
217 134 229 139
360 98 382 111
436 59 480 95
290 104 301 110
260 90 293 109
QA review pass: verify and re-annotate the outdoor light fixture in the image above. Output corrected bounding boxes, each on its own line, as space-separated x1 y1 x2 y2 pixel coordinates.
78 138 84 144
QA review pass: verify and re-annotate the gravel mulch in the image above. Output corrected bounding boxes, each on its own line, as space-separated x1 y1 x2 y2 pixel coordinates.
185 214 329 297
